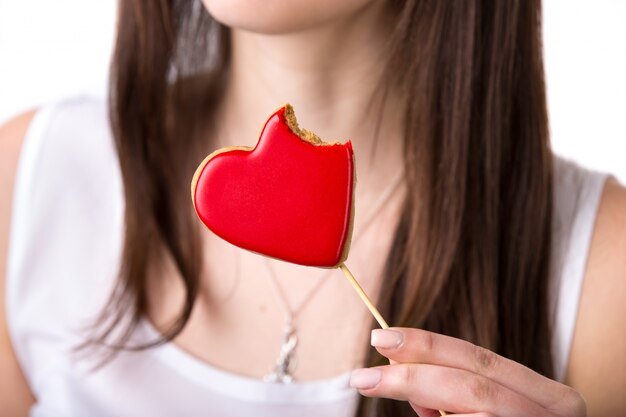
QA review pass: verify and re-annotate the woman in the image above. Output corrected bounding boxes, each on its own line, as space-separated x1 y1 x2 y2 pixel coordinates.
1 0 625 416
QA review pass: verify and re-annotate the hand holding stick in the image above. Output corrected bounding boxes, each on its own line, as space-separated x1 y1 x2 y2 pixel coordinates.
339 263 448 416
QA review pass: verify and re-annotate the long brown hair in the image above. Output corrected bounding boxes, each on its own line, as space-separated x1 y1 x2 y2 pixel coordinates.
101 0 553 415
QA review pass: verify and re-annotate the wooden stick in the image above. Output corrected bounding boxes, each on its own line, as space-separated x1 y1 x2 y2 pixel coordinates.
339 263 388 328
339 263 447 416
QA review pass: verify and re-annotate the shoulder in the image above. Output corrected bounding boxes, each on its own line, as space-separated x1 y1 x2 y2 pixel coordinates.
0 96 116 244
1 108 37 308
0 110 37 415
0 110 36 201
1 97 110 173
1 109 37 293
4 96 116 207
0 110 37 186
1 96 120 413
566 176 626 414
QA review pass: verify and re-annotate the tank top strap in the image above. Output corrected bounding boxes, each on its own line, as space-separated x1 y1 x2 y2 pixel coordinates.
6 96 124 393
550 156 609 382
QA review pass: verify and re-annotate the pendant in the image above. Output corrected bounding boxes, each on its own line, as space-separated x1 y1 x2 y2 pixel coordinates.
264 318 298 384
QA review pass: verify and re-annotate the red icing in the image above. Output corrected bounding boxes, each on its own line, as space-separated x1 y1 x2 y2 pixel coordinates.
193 106 354 267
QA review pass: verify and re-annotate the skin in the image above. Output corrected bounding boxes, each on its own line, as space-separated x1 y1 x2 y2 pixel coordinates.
1 1 625 416
0 110 38 416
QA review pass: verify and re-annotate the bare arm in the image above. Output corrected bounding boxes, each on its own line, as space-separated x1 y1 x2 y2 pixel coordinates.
566 178 626 416
0 110 37 416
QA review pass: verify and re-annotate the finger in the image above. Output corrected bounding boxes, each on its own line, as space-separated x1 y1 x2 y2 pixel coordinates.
371 328 574 411
350 364 554 417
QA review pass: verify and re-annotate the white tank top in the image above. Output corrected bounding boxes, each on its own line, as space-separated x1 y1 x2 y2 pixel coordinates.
6 97 608 417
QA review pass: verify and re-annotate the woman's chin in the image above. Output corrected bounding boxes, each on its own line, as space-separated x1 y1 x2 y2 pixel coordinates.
201 0 376 34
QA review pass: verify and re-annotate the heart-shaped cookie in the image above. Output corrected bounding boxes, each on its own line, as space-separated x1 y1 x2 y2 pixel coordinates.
191 105 355 267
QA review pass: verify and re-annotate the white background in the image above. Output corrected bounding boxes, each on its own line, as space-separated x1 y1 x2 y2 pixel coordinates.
1 0 625 182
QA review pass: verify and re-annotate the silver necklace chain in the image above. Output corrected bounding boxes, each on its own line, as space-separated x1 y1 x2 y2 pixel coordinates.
263 170 404 383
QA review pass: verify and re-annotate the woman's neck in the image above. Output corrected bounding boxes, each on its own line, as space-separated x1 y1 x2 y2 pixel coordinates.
217 2 404 179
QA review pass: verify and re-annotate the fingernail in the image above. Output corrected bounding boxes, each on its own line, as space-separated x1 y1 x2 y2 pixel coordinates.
350 368 382 389
371 329 403 348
